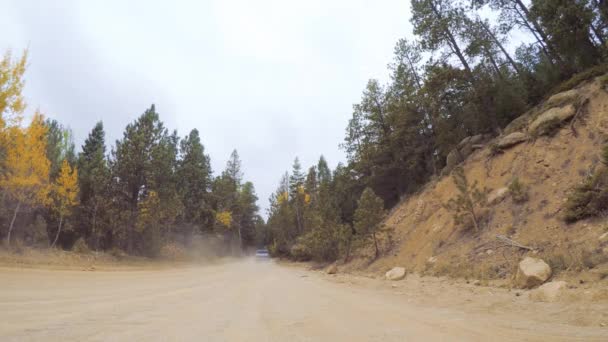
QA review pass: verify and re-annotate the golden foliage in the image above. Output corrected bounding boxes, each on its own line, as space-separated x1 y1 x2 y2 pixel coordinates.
216 210 232 228
277 191 289 205
0 49 28 129
52 159 79 217
1 111 51 207
304 193 311 205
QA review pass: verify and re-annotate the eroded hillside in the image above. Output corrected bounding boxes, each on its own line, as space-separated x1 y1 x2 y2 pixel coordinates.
346 76 608 286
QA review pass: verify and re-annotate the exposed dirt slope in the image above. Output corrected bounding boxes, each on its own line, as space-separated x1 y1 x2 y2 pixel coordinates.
345 76 608 288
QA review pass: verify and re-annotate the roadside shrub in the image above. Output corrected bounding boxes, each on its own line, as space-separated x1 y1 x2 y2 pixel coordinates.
444 167 487 232
508 178 529 203
109 247 128 259
72 238 90 254
550 63 608 95
160 242 188 261
564 168 608 223
289 239 312 261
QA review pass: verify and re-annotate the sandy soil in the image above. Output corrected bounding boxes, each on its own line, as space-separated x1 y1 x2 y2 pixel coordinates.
0 259 606 341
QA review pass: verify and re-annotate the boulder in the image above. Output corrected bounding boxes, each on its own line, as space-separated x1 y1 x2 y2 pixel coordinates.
427 256 437 264
458 136 472 148
504 112 532 135
469 134 484 145
443 149 463 175
529 281 567 302
460 144 474 159
385 267 406 281
326 264 338 275
497 132 528 149
529 105 576 135
544 89 579 109
488 187 509 205
515 257 552 288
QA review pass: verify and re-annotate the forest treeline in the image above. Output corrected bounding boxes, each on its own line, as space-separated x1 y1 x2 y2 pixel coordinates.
265 0 608 261
0 51 263 257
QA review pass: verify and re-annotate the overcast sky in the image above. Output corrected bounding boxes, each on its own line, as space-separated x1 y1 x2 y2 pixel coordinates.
1 0 413 216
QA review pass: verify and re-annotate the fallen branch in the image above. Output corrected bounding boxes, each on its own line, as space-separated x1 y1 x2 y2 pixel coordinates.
570 97 590 137
496 235 533 251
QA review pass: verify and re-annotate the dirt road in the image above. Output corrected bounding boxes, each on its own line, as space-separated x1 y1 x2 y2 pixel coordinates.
1 259 606 341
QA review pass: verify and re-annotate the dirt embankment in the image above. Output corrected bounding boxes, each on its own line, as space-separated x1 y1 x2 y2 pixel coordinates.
343 76 608 292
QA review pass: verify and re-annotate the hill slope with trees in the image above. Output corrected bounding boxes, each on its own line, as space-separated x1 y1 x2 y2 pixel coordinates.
264 0 608 285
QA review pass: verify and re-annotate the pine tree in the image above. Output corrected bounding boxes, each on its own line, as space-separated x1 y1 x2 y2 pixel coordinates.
353 187 386 259
77 122 110 249
177 129 213 232
110 105 169 253
225 149 243 187
289 157 306 233
444 167 487 232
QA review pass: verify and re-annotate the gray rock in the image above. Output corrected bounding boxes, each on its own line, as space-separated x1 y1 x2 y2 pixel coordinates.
497 132 528 149
515 257 552 288
469 134 484 145
444 149 463 174
460 144 474 159
385 267 406 281
529 105 576 135
458 136 472 148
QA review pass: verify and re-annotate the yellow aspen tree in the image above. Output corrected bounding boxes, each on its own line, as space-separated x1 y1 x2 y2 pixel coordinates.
0 49 28 128
216 210 232 228
50 159 79 248
2 112 51 245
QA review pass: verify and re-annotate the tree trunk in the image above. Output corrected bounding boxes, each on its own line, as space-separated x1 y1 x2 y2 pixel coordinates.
344 237 352 263
590 23 606 46
372 232 379 259
6 201 21 246
429 0 473 80
484 45 505 80
51 215 63 248
237 225 242 251
92 203 99 251
470 209 479 232
513 0 564 65
479 20 522 76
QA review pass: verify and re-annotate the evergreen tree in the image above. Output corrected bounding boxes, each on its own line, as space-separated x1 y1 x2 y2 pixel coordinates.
177 129 213 233
77 122 110 249
353 187 387 259
110 105 170 254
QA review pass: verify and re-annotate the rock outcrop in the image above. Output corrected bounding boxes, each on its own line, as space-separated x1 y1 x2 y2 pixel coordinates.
496 132 528 149
529 105 576 135
544 89 579 109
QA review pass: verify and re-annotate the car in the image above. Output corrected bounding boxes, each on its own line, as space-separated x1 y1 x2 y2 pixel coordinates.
255 248 270 259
